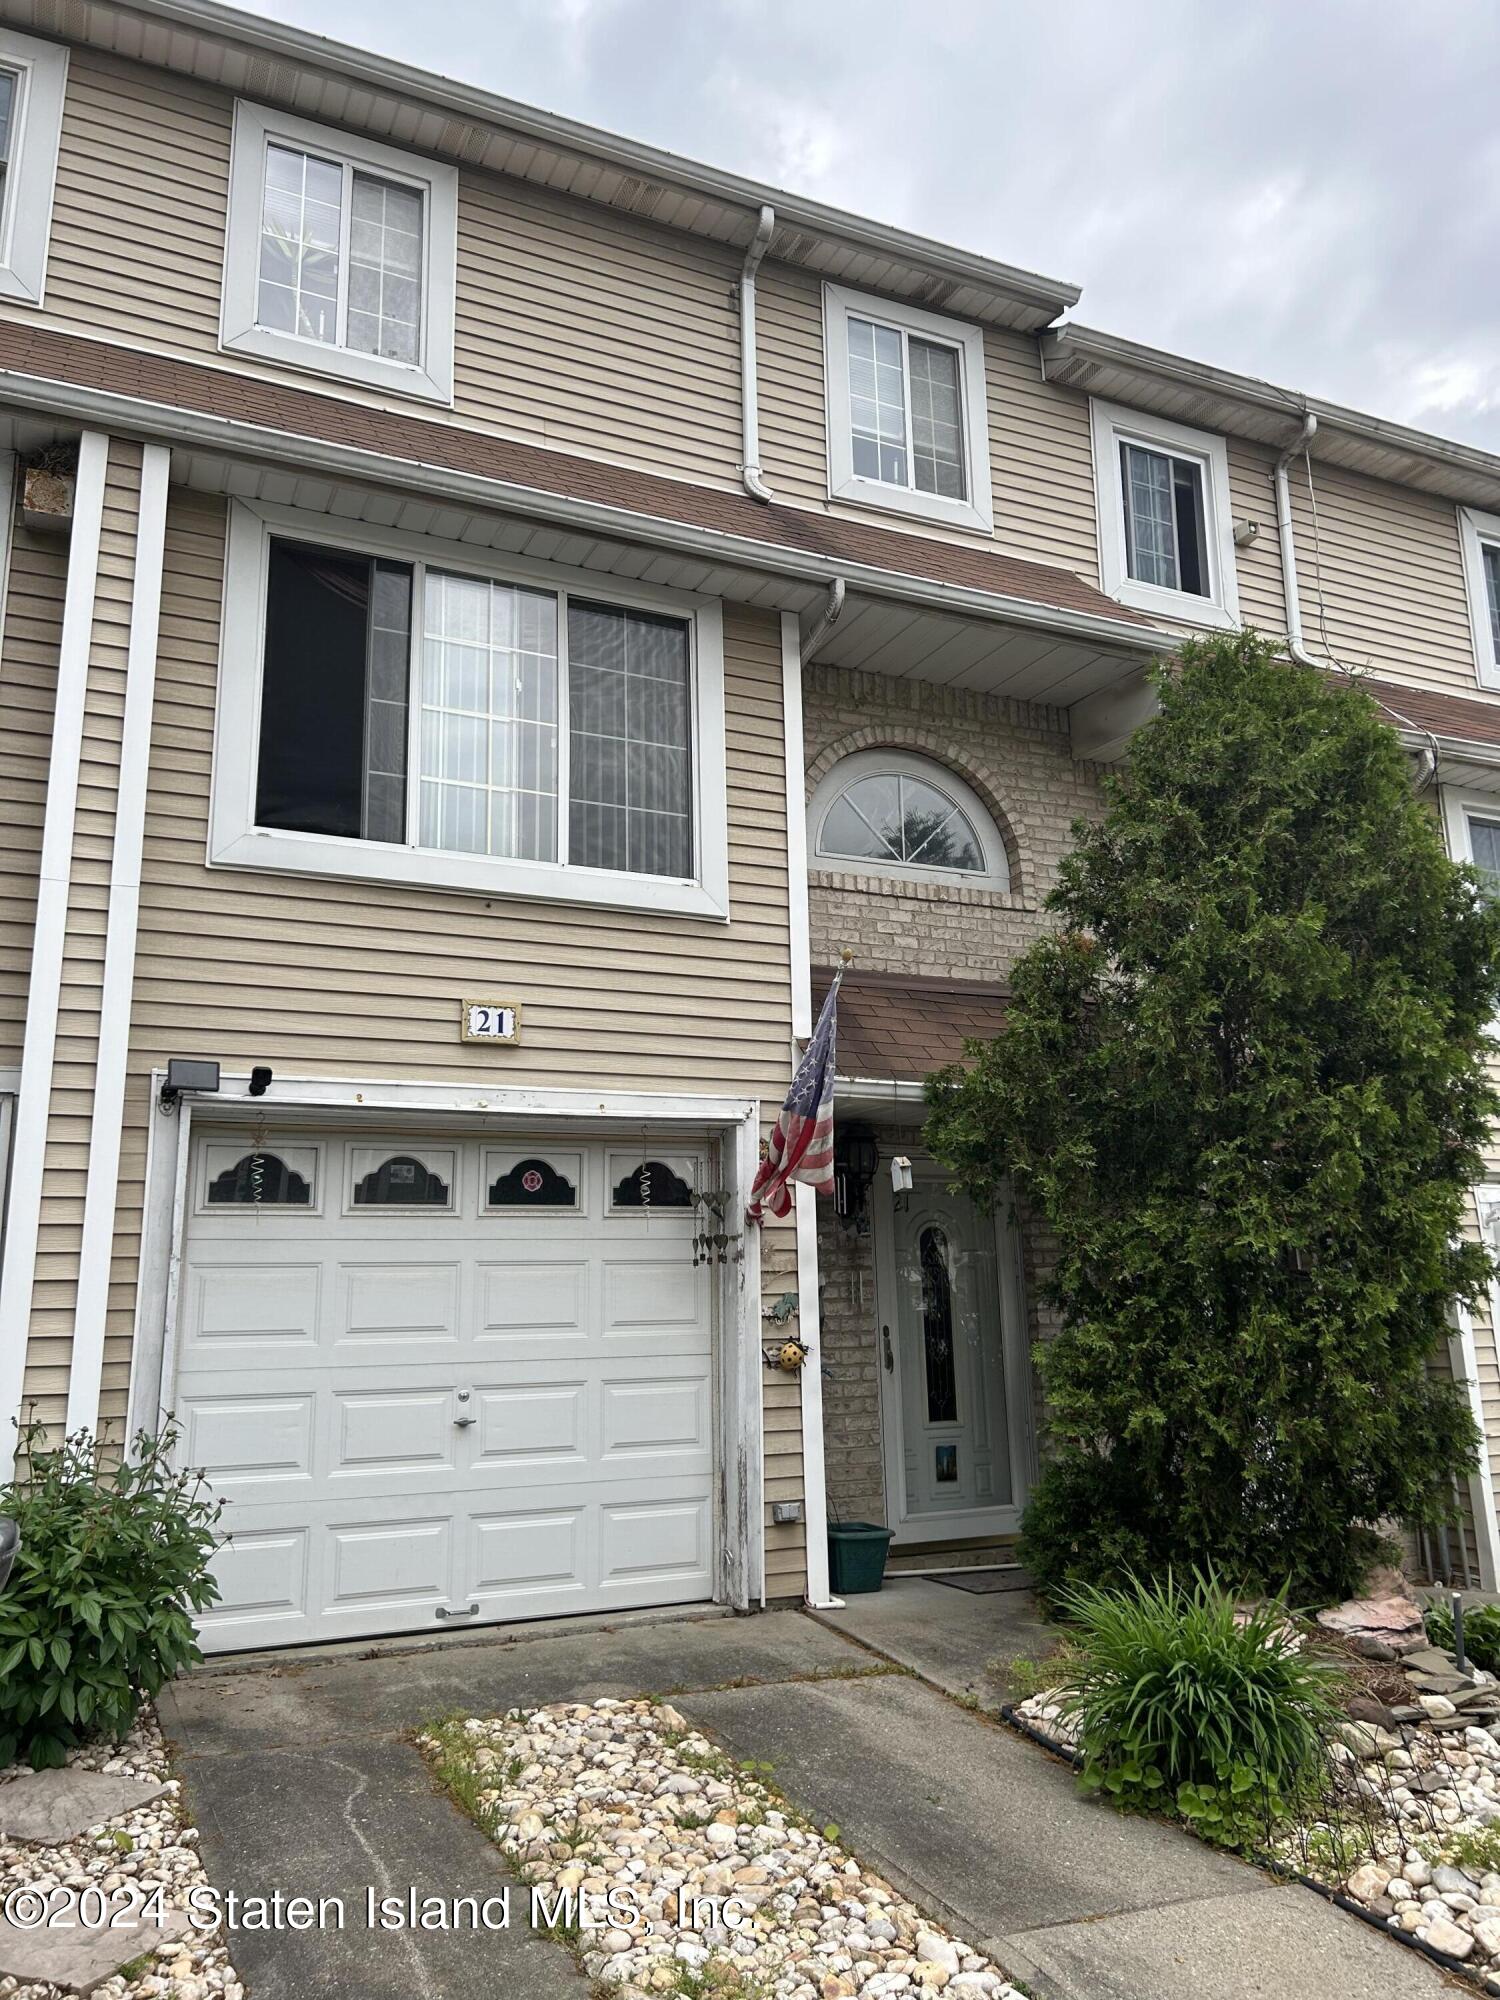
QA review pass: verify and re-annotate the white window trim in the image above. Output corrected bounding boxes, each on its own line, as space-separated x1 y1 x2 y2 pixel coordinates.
209 499 730 921
807 748 1009 889
222 100 457 405
1091 399 1239 631
1442 785 1500 874
0 28 67 306
823 283 993 534
1458 507 1500 692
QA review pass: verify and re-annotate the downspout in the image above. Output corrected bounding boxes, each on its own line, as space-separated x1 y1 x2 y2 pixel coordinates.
799 576 846 665
740 205 775 503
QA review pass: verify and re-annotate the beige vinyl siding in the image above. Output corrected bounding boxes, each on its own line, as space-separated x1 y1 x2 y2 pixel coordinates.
759 1225 806 1600
32 49 746 492
757 264 1101 574
0 529 68 1068
25 441 143 1415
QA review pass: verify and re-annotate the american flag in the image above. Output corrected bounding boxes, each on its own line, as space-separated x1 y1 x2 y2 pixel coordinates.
747 968 842 1222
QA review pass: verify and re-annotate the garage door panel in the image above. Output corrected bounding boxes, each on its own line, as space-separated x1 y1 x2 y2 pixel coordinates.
180 1392 316 1488
327 1514 452 1613
199 1526 312 1639
602 1256 704 1335
599 1495 711 1595
468 1505 587 1601
336 1261 462 1344
470 1380 587 1465
475 1259 589 1336
185 1262 321 1350
331 1389 459 1475
600 1375 710 1460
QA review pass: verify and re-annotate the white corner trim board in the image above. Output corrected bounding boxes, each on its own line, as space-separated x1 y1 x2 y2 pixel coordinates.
68 444 172 1435
780 610 833 1608
1452 1300 1500 1591
0 431 110 1462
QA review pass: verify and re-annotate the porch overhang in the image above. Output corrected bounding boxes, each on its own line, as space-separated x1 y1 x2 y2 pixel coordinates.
814 968 1009 1111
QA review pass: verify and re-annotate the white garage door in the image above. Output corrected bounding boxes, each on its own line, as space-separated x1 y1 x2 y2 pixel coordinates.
173 1129 716 1652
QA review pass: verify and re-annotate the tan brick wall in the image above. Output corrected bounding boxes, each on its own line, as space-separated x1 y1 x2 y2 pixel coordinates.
803 666 1099 1522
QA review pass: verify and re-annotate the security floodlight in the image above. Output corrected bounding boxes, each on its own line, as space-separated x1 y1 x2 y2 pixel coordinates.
159 1058 221 1110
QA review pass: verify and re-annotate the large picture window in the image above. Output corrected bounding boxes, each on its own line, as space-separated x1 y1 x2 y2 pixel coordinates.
215 503 728 919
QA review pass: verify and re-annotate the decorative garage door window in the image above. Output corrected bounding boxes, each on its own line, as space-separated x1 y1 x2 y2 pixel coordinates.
352 1153 452 1206
206 1151 313 1205
920 1225 958 1423
612 1160 694 1209
488 1157 578 1207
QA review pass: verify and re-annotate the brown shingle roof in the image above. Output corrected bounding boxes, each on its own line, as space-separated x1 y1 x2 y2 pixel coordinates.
0 323 1154 630
1361 676 1500 749
813 967 1008 1082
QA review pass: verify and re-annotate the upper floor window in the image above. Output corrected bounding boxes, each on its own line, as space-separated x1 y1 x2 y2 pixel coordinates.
210 501 730 921
823 285 993 534
808 750 1009 890
1445 789 1500 896
0 28 68 307
1459 508 1500 692
222 102 458 404
1091 401 1238 630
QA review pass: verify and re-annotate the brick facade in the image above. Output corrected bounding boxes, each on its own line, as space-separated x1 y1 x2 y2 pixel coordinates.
803 663 1101 1527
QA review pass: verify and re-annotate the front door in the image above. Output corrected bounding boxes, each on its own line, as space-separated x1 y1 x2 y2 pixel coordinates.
880 1174 1024 1540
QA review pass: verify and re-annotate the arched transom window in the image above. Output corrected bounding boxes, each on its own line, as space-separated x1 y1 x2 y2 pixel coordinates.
808 750 1008 889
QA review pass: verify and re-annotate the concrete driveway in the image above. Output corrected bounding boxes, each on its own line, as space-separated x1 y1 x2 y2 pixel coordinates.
159 1600 1457 2000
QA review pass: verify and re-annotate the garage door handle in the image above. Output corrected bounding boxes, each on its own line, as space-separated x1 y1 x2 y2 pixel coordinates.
454 1390 475 1428
436 1603 479 1620
453 1413 476 1428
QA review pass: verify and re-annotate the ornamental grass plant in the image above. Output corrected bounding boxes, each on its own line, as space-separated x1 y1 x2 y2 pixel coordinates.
1057 1569 1343 1848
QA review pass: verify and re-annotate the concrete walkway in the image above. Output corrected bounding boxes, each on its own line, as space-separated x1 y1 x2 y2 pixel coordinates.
158 1601 1456 2000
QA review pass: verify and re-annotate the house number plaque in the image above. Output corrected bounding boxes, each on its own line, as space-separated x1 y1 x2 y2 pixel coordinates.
460 998 521 1044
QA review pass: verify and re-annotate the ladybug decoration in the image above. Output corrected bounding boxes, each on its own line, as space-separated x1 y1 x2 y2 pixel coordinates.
763 1337 809 1374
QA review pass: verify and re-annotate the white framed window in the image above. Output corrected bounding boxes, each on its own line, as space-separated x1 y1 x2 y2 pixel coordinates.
0 28 68 306
222 101 457 404
808 750 1009 890
209 500 730 922
823 284 993 533
1458 508 1500 692
1091 401 1239 629
1443 787 1500 894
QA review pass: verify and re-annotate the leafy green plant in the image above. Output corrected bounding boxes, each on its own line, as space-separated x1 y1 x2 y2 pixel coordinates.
1424 1600 1500 1674
927 631 1500 1603
1057 1570 1343 1848
0 1421 222 1768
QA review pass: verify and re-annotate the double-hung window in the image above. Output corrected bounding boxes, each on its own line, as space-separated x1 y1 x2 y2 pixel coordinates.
824 284 993 532
212 502 728 920
1092 401 1238 628
1459 508 1500 692
0 28 68 306
222 102 457 403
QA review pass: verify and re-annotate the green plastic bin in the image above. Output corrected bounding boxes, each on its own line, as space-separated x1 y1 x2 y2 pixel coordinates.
827 1520 893 1595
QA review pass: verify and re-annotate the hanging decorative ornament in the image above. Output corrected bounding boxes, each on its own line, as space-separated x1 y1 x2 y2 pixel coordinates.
762 1337 810 1373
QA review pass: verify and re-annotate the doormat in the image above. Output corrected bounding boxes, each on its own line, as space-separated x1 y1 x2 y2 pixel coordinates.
928 1568 1034 1594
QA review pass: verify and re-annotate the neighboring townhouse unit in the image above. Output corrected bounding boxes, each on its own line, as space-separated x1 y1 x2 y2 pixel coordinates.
3 0 1500 1650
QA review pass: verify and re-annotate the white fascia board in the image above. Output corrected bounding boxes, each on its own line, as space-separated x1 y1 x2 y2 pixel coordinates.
0 365 1172 654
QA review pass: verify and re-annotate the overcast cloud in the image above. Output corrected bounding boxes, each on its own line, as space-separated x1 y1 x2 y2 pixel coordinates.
253 0 1500 449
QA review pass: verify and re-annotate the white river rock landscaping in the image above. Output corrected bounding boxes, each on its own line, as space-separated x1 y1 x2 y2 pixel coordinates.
422 1698 1024 1998
0 1709 244 2000
1014 1684 1500 1991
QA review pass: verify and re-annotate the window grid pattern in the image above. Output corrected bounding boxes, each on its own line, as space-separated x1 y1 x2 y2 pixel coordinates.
820 771 985 875
909 337 965 499
1121 442 1179 590
848 317 909 486
348 173 423 364
568 604 693 879
362 561 413 843
419 574 559 863
1483 545 1500 664
258 144 343 345
1470 816 1500 893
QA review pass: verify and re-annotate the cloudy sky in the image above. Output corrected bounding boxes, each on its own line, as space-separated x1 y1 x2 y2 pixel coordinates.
253 0 1500 448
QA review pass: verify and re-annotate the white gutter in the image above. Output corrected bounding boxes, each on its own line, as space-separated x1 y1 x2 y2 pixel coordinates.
1273 412 1320 669
0 365 1168 654
740 207 775 503
0 430 109 1456
63 0 1079 327
68 443 171 1435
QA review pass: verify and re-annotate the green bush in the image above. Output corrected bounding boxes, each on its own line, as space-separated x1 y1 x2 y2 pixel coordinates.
1058 1570 1342 1848
0 1422 222 1768
1425 1600 1500 1674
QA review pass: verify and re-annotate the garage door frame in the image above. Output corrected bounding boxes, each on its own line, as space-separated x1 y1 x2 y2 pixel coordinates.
129 1071 765 1621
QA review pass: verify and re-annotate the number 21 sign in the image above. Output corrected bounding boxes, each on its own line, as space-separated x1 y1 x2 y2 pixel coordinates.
460 998 521 1044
